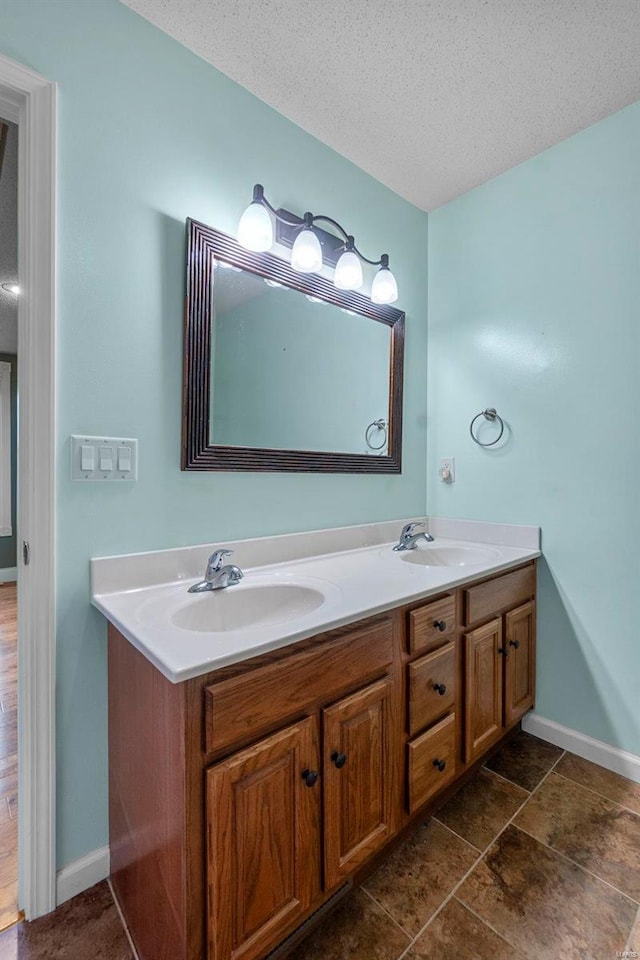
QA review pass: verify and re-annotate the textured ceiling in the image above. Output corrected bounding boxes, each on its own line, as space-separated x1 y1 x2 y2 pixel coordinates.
121 0 640 210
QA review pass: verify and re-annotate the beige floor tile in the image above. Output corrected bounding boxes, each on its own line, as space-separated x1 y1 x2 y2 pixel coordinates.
484 731 563 791
457 824 637 960
295 888 410 960
406 897 526 960
363 819 478 935
515 772 640 900
556 753 640 815
0 882 132 959
434 767 528 850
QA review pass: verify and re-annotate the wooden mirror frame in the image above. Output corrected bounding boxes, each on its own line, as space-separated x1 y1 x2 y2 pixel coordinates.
182 218 405 473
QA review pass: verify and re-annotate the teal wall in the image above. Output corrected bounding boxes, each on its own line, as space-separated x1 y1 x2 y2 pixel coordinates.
427 102 640 755
0 352 16 569
0 0 428 869
212 287 390 453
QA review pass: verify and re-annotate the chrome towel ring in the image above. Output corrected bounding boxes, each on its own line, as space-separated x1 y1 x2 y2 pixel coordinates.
365 419 388 451
470 408 505 447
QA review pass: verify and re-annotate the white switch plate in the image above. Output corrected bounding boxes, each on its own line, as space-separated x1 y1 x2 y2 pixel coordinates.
439 457 455 482
71 435 138 481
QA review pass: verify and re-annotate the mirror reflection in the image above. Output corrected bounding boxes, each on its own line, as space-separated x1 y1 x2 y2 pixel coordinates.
210 261 391 455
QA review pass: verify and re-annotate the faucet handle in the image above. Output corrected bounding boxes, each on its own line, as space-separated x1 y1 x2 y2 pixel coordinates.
207 549 233 575
401 521 425 538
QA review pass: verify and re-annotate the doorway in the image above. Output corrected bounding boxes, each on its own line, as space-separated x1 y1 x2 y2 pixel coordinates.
0 111 19 931
0 55 56 922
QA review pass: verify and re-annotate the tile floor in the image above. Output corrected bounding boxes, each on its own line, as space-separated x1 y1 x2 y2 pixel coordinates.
0 582 19 932
0 730 638 960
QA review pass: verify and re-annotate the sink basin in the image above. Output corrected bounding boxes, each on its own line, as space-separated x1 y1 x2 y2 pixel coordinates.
399 544 502 567
170 582 327 633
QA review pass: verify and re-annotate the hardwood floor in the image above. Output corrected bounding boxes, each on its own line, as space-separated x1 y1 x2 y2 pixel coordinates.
0 581 19 931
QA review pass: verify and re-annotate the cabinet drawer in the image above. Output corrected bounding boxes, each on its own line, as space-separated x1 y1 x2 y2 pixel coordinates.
408 644 456 736
407 713 457 813
204 617 393 755
464 565 535 627
408 594 456 654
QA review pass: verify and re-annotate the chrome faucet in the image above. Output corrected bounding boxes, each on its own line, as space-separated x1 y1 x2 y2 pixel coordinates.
188 549 244 593
392 522 434 552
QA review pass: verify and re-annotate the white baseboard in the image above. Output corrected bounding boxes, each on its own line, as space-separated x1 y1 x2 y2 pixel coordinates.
0 566 17 582
522 712 640 784
56 845 110 906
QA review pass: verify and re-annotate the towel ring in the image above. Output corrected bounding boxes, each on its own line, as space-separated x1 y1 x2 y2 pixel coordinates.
470 408 505 447
365 419 388 451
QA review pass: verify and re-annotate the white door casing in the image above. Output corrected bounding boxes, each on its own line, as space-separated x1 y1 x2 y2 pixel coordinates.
0 53 56 920
0 360 12 538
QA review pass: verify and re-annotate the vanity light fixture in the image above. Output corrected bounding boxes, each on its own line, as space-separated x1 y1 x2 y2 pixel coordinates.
1 283 20 295
236 184 398 303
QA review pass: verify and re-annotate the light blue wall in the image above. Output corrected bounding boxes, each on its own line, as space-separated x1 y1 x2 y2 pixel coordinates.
0 0 428 868
427 102 640 755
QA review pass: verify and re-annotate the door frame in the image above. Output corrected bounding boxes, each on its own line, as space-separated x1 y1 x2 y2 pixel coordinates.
0 54 57 919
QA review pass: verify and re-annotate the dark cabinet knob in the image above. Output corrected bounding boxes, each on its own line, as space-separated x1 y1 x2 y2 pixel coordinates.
498 647 507 656
509 639 520 649
301 769 318 787
432 758 446 772
433 682 447 696
331 751 347 769
433 619 447 632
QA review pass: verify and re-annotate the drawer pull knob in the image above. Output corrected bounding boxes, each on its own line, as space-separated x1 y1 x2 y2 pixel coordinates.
433 682 447 696
509 639 520 649
498 647 508 656
433 758 446 772
433 619 447 632
301 769 319 787
331 751 347 769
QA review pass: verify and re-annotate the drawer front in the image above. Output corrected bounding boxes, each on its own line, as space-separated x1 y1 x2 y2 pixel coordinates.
408 594 456 655
204 617 393 755
408 644 456 736
407 712 457 813
464 565 535 627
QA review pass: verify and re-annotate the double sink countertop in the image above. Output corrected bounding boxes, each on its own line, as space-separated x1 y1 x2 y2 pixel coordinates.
91 516 540 684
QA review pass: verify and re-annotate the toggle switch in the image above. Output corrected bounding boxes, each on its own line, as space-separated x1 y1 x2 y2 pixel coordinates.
81 445 95 472
117 446 132 473
99 446 114 472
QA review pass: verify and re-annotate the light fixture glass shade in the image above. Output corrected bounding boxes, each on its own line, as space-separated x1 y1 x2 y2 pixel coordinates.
370 266 398 304
334 250 363 290
291 228 323 273
237 201 273 252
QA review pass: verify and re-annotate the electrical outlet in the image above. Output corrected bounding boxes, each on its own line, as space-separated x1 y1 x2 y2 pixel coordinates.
439 457 455 483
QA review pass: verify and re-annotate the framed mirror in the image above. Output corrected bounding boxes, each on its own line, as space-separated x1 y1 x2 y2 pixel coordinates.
182 219 405 473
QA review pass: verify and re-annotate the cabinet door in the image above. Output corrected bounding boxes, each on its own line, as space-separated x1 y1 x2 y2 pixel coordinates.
464 618 503 764
504 601 536 725
323 677 393 889
206 718 321 960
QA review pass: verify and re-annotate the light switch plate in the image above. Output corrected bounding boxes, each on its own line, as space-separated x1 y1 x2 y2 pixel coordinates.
71 435 138 481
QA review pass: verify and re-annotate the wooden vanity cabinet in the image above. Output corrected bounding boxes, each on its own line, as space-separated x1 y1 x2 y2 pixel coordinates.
463 568 536 763
323 677 394 888
206 718 321 960
108 560 536 960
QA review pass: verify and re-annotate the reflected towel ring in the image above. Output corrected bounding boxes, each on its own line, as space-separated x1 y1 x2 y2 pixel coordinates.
365 418 388 451
469 408 505 447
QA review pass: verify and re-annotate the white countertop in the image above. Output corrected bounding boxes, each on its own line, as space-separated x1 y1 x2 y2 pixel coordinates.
91 517 540 683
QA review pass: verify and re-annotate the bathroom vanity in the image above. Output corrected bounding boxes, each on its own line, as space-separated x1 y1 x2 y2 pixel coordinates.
93 519 539 960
